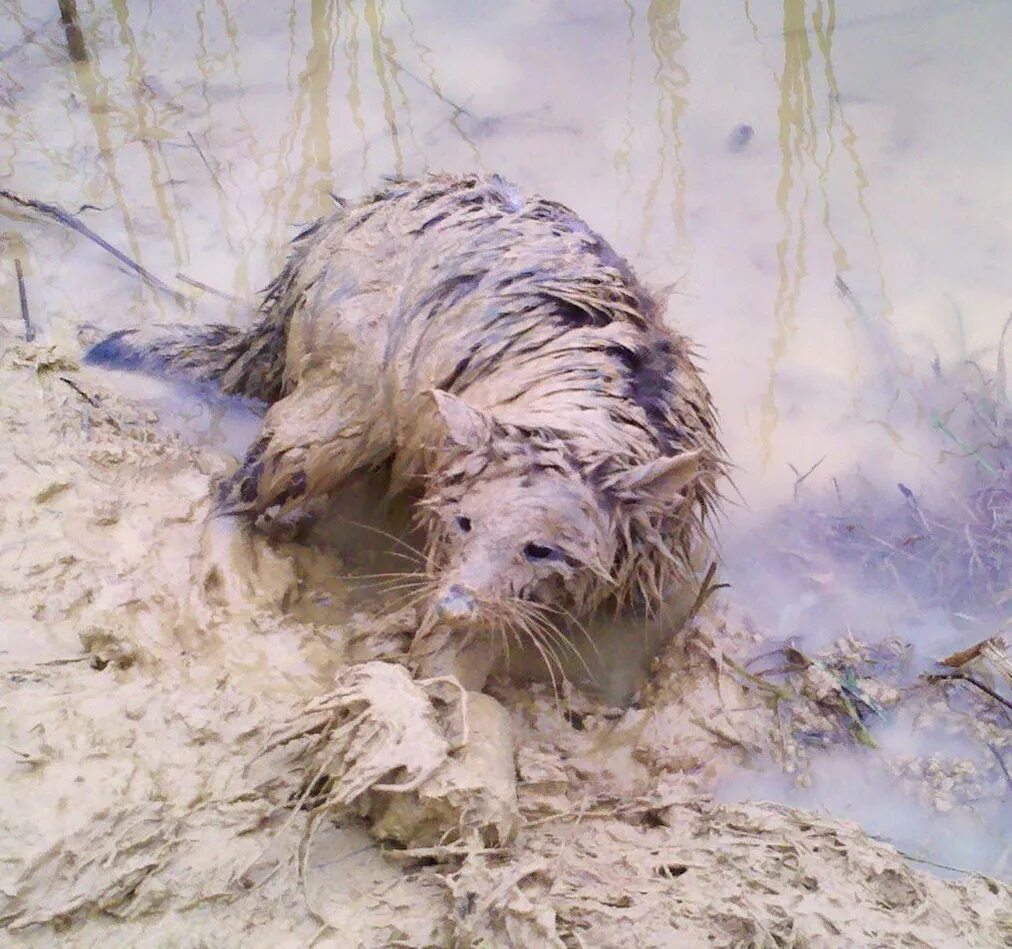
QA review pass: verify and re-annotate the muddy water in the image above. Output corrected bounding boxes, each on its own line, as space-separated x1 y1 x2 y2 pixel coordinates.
1 0 1010 882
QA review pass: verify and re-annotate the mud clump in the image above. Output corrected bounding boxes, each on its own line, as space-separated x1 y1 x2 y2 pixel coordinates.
259 662 519 852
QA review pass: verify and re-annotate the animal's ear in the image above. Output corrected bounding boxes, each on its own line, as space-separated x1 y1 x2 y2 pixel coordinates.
611 449 701 503
428 390 494 450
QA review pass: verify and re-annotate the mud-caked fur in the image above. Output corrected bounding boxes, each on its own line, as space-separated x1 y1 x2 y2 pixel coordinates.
89 173 726 621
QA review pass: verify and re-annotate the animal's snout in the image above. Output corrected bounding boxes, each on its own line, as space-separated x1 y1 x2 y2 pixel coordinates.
435 584 477 626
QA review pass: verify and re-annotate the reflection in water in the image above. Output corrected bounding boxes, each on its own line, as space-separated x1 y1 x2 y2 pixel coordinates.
758 0 902 465
57 0 88 64
306 0 336 181
363 0 404 177
397 0 483 171
813 0 899 361
641 0 690 270
202 0 258 296
761 0 814 466
811 0 902 377
281 0 337 226
261 3 309 272
64 9 158 317
110 0 189 270
380 5 424 166
810 0 849 279
342 1 372 178
0 6 29 179
613 0 637 209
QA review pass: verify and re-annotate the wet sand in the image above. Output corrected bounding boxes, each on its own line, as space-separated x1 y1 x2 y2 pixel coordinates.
0 337 1007 944
1 0 1011 944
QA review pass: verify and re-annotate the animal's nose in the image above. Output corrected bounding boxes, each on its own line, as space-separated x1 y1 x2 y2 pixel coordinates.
435 584 476 626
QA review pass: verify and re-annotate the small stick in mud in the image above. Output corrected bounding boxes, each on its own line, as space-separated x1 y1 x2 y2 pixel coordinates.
0 188 186 305
14 259 34 341
59 376 98 407
938 635 1003 668
928 670 1012 713
989 742 1012 793
684 560 727 621
186 132 226 198
789 455 826 500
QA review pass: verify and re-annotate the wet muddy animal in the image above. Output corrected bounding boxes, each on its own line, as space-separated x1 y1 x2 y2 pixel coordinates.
88 173 725 667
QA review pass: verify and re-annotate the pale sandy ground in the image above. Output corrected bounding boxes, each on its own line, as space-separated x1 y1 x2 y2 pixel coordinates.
1 334 1009 947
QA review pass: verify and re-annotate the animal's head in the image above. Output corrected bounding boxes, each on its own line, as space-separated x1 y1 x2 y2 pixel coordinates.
418 390 701 631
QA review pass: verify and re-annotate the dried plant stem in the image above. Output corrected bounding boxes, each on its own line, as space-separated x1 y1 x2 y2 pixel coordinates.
14 259 34 341
928 671 1012 713
186 131 227 197
59 376 98 406
0 187 186 304
175 271 241 303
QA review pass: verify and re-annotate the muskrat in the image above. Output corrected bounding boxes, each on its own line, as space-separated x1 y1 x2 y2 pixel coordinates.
88 173 725 683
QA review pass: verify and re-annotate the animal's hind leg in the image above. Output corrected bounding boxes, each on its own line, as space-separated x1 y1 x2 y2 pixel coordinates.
194 380 386 613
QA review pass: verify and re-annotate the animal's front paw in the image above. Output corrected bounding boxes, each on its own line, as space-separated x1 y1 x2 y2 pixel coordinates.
190 514 298 621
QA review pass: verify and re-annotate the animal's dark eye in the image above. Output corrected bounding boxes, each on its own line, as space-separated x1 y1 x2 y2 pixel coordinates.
524 542 554 561
455 515 472 533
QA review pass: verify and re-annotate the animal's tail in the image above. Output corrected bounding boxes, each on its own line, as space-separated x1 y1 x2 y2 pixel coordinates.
85 312 289 403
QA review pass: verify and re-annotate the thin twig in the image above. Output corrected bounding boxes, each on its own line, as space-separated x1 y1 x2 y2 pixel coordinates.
310 842 379 870
988 742 1012 793
996 311 1011 405
187 131 227 197
789 455 826 500
0 187 186 304
927 671 1012 713
390 61 473 119
685 560 727 621
175 271 242 303
14 258 34 341
890 846 975 876
59 376 98 406
939 635 1002 668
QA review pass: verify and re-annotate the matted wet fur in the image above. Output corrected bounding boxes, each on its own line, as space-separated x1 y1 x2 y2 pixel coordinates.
88 173 726 648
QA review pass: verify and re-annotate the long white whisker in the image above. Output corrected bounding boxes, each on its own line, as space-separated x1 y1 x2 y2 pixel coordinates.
344 578 430 595
507 610 563 709
491 616 511 668
524 601 603 666
331 516 426 563
337 570 429 581
512 601 584 662
372 583 433 602
384 584 437 611
342 574 429 595
519 606 596 683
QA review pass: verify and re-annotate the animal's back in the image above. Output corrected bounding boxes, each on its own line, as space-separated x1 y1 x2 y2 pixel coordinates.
274 176 711 468
274 175 653 400
87 172 694 440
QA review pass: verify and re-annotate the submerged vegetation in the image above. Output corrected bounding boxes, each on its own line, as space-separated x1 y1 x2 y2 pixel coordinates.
807 319 1011 622
722 324 1012 868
